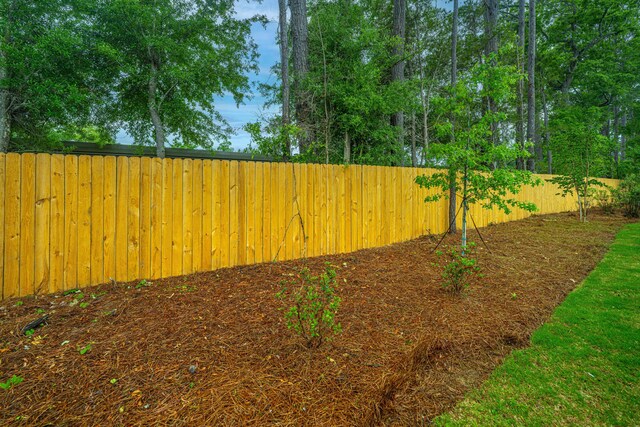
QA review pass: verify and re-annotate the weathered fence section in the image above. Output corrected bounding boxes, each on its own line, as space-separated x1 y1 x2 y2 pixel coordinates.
0 153 619 300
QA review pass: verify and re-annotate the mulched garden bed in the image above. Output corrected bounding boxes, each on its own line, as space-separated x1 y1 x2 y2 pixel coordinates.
0 211 633 426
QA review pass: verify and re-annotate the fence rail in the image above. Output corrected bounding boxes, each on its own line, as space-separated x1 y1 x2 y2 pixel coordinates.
0 153 619 300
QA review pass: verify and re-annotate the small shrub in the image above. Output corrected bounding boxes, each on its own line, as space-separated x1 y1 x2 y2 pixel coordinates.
435 243 480 294
276 264 342 348
592 188 616 215
614 174 640 218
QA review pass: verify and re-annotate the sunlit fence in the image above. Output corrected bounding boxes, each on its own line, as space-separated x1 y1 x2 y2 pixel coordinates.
0 153 619 300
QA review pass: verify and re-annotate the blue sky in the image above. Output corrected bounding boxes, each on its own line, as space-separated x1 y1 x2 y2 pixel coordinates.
215 0 281 151
116 0 281 151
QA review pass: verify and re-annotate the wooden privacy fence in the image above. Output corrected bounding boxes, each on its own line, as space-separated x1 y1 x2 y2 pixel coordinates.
0 153 619 300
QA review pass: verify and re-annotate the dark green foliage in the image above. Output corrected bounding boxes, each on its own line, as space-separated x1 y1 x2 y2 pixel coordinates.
276 264 342 348
1 0 111 149
614 174 640 218
546 106 611 221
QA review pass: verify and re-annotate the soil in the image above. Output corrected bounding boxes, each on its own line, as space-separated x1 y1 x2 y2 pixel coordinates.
0 211 633 426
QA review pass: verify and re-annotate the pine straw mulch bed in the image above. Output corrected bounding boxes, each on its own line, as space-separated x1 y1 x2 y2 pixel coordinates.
0 211 633 426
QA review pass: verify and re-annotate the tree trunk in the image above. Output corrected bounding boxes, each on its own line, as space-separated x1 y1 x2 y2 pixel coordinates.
315 18 330 164
620 113 627 161
451 0 458 88
449 0 459 234
461 164 469 250
515 0 525 170
0 60 9 152
411 112 417 167
542 85 552 174
613 103 619 170
343 132 350 164
418 49 429 161
391 0 406 165
278 0 291 158
526 0 536 172
484 0 499 58
484 0 499 150
148 62 166 158
0 2 10 152
289 0 311 153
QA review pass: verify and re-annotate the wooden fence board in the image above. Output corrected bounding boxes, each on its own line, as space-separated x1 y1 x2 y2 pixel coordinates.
336 165 345 254
276 163 286 261
19 154 36 296
0 155 4 298
90 156 104 285
304 163 313 257
127 157 141 281
63 156 78 289
139 157 152 279
211 161 221 268
245 161 255 265
201 160 213 271
150 158 163 279
77 156 92 287
318 165 327 256
229 161 239 266
35 154 50 295
218 160 230 268
50 155 65 293
254 162 264 263
192 159 203 272
262 163 272 262
292 163 302 258
161 159 173 278
103 156 117 283
182 159 193 274
115 156 128 282
171 159 183 276
4 154 20 298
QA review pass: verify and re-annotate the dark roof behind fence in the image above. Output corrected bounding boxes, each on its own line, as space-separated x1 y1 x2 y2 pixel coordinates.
50 142 274 162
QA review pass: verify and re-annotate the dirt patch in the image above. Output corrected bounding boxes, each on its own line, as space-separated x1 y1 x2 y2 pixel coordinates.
0 211 633 426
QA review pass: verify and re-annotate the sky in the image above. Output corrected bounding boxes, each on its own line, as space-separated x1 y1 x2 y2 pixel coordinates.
215 0 281 151
116 0 281 151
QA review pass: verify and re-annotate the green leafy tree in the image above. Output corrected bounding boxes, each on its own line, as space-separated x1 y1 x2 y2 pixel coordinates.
90 0 264 157
305 0 415 165
547 106 612 222
244 121 300 160
0 0 109 151
416 56 539 249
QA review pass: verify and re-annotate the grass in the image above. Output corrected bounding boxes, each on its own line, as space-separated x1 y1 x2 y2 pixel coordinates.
435 222 640 426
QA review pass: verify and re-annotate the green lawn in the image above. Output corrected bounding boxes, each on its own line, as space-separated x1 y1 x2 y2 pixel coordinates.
435 222 640 426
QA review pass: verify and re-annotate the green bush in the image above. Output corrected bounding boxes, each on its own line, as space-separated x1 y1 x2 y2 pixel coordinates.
276 264 342 348
614 174 640 218
435 243 480 294
592 188 616 215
